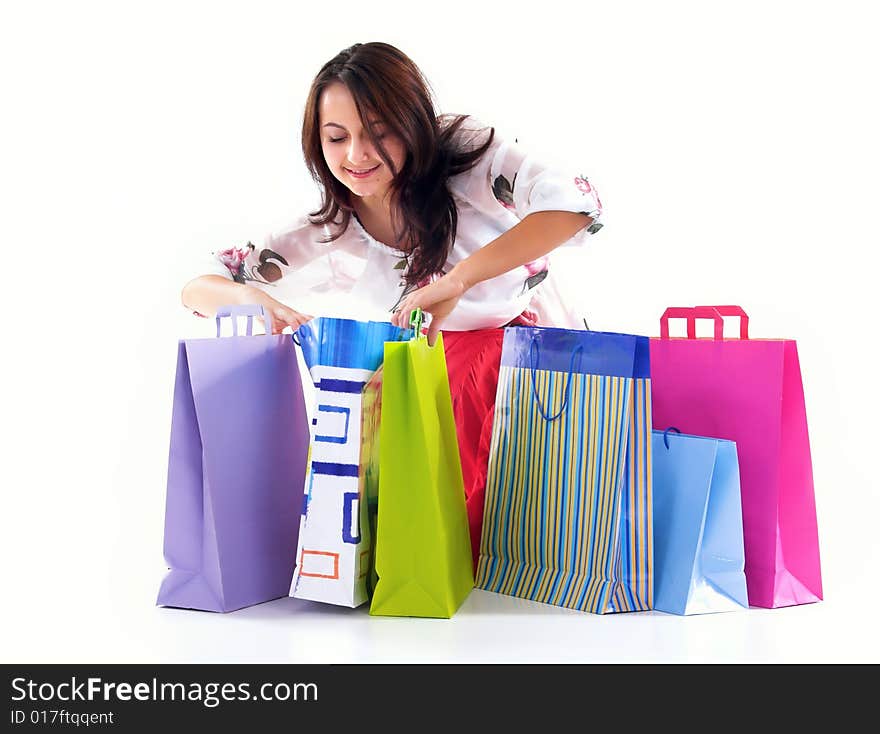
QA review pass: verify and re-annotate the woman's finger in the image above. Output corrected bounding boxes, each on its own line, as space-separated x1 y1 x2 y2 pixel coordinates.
426 317 442 347
397 299 417 324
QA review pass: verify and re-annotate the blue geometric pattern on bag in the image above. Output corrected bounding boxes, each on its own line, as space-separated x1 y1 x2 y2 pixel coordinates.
302 471 315 515
314 378 366 394
315 404 351 444
310 462 359 477
342 492 361 544
292 316 406 606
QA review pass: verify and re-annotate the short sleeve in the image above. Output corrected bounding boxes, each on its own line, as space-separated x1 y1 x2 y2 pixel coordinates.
450 118 604 247
181 215 333 317
200 216 328 287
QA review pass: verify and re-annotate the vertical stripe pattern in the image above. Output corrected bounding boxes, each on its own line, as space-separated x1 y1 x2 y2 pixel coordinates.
476 366 653 613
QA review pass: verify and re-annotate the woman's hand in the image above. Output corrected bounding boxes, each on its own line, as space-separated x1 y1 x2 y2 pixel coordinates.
250 290 313 334
182 276 312 334
391 272 467 345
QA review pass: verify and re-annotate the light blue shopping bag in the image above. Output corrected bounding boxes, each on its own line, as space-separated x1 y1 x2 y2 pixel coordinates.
652 427 749 615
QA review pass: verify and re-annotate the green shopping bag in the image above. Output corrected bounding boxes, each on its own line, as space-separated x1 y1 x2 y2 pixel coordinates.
360 311 474 618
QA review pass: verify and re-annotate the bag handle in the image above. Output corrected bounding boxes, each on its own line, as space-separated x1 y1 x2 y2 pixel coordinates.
695 304 750 340
662 426 681 449
409 308 424 341
659 306 723 340
215 304 274 337
528 338 584 421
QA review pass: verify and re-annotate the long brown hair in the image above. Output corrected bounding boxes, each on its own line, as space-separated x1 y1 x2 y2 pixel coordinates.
302 42 494 285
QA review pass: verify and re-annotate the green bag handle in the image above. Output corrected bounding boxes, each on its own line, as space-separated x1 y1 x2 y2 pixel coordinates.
409 308 424 340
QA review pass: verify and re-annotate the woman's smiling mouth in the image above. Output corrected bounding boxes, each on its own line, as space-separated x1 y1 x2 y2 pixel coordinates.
345 164 380 179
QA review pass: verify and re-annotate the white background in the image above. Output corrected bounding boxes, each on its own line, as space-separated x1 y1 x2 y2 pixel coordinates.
1 0 878 663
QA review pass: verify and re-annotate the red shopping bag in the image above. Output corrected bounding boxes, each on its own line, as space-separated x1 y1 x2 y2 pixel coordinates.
441 329 505 571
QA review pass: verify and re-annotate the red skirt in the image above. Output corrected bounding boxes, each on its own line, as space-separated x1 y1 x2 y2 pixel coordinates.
441 328 505 572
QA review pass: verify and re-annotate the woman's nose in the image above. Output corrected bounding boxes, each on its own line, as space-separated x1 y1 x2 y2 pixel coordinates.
347 135 373 163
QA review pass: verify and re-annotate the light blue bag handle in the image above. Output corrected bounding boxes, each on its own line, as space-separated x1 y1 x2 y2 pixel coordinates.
215 304 273 337
528 338 584 421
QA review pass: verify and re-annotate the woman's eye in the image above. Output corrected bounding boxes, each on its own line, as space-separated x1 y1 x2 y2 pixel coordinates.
328 136 346 143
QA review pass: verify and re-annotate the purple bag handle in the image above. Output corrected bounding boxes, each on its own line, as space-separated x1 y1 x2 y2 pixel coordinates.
695 304 750 340
659 307 723 340
215 304 274 337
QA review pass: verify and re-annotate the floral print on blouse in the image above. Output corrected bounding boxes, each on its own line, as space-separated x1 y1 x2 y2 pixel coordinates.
194 117 604 330
217 242 290 284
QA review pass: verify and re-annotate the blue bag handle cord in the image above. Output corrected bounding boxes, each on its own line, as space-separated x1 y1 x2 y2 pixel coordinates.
663 426 681 449
529 339 584 421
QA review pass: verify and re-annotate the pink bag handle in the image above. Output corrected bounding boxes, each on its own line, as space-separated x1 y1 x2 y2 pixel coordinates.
659 307 723 340
695 305 750 339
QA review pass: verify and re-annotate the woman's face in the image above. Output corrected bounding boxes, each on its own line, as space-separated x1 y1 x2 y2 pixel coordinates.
319 82 406 205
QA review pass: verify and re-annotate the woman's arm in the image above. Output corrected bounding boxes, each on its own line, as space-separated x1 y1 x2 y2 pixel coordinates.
182 275 313 333
451 210 592 291
391 210 592 341
181 275 257 315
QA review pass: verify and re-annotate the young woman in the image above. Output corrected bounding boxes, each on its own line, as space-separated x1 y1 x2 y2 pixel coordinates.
181 41 604 568
181 41 603 344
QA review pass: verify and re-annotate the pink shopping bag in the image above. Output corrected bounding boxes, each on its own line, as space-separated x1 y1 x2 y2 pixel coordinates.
649 305 822 608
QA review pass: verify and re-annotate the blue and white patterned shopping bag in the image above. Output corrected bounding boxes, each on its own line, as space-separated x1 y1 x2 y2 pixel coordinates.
290 317 407 607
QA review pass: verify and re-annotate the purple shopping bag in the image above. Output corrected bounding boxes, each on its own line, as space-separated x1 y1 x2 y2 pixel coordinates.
156 305 310 612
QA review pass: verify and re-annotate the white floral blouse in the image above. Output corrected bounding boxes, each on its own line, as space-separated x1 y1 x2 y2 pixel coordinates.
192 118 604 330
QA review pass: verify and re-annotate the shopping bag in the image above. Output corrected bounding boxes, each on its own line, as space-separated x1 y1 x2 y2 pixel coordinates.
650 305 822 608
476 326 653 614
157 305 310 612
289 317 407 607
652 427 749 615
359 364 382 599
441 328 505 572
365 311 474 618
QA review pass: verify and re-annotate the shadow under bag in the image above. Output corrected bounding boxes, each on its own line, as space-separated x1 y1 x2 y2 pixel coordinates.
476 326 653 614
157 306 310 613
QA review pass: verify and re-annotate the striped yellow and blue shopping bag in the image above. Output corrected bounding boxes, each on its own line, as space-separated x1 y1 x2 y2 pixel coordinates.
475 326 653 614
